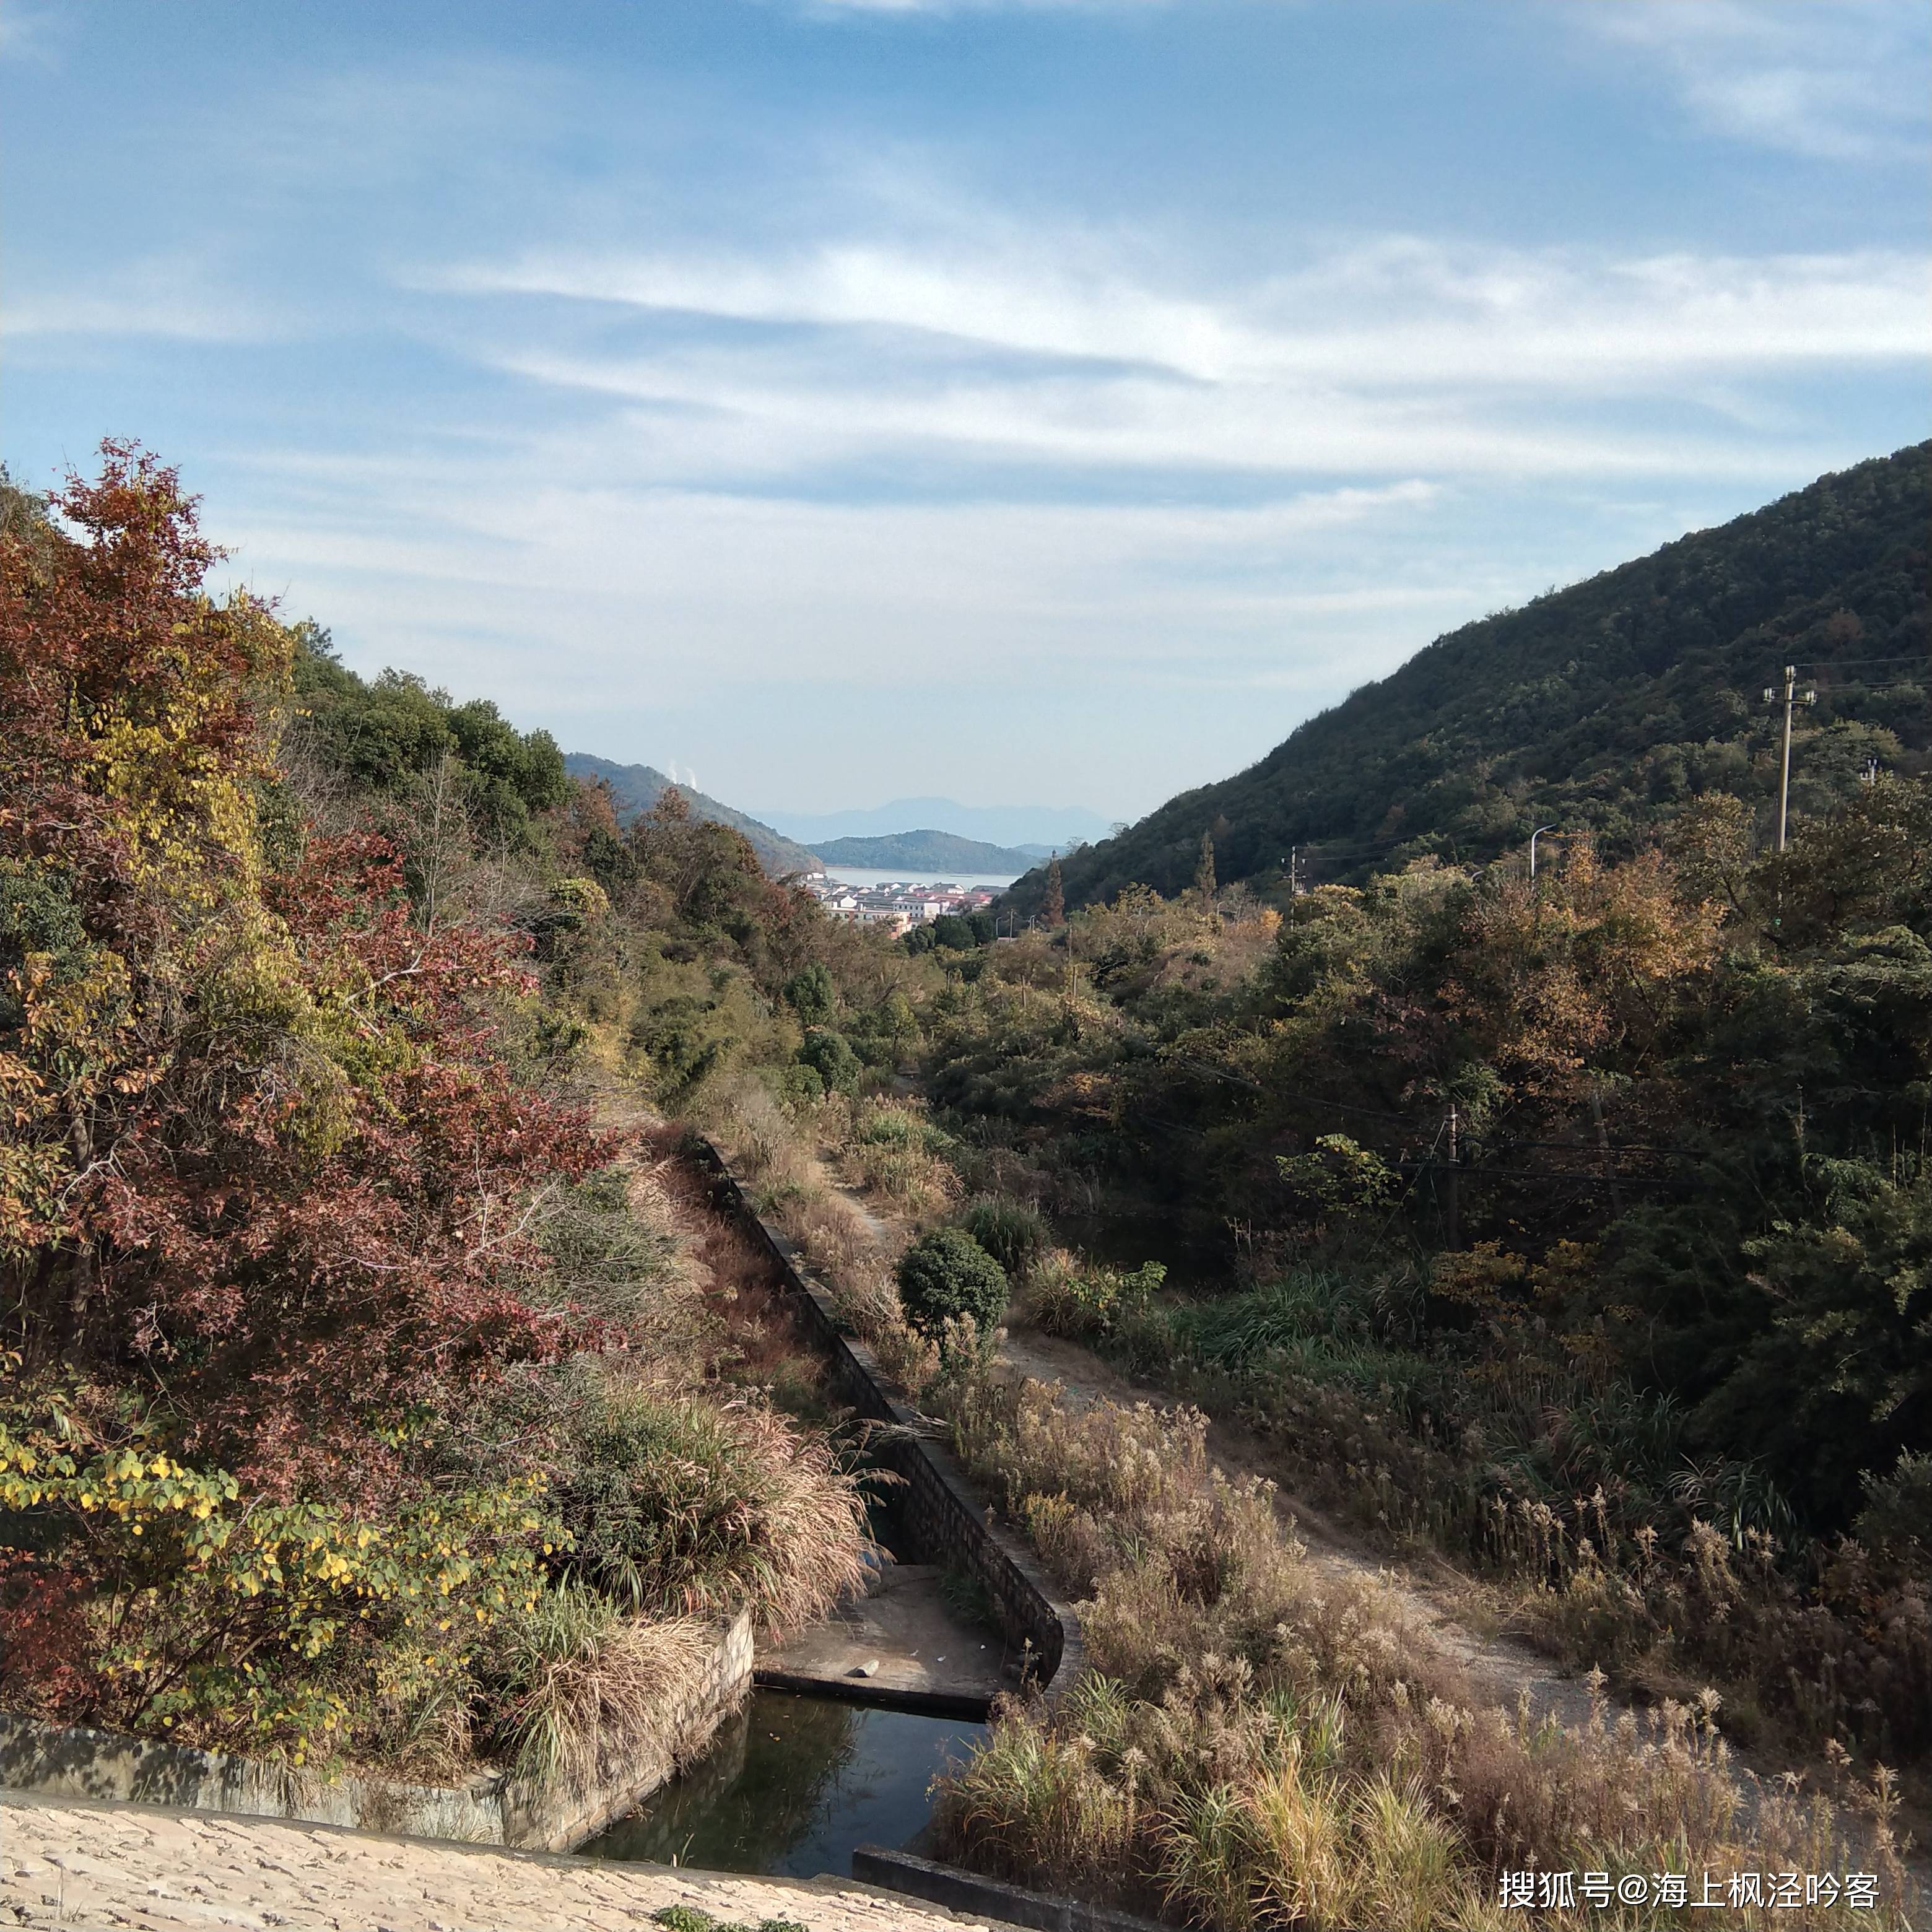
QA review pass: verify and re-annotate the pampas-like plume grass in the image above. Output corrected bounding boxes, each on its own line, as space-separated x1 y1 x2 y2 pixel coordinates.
928 1358 1923 1928
485 1588 716 1787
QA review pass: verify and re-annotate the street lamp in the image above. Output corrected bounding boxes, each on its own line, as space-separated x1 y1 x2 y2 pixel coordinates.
1528 825 1560 881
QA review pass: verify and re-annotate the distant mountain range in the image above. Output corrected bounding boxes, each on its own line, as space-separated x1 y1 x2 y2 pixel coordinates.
760 796 1110 850
814 830 1040 872
564 753 822 876
1003 442 1930 917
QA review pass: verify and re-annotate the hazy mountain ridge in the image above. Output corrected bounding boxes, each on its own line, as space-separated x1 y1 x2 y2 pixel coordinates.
564 752 822 876
1006 442 1930 914
763 796 1110 850
814 829 1041 872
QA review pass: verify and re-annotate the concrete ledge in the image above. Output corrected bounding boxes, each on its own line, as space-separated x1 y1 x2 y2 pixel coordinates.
852 1845 1168 1932
688 1138 1086 1707
752 1668 993 1721
0 1608 752 1853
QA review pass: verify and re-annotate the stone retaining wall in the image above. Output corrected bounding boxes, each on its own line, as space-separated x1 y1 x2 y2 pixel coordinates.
688 1139 1085 1704
0 1609 752 1854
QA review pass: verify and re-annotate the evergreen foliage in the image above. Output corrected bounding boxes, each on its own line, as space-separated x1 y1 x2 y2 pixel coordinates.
1011 443 1929 915
895 1227 1009 1335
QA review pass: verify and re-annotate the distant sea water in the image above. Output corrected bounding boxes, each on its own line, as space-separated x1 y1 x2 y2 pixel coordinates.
817 866 1023 892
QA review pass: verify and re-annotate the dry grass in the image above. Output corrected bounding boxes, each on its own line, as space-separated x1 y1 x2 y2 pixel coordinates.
840 1098 961 1221
484 1588 719 1787
676 1079 1924 1925
928 1364 1922 1929
700 1074 941 1395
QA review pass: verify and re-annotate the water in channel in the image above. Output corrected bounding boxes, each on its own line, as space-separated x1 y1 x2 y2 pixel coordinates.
580 1688 985 1880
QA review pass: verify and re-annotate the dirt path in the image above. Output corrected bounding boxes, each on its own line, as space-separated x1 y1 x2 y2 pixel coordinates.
992 1329 1609 1734
780 1150 1922 1879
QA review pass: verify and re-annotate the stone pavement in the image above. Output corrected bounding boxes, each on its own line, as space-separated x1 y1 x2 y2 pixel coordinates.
0 1793 1016 1932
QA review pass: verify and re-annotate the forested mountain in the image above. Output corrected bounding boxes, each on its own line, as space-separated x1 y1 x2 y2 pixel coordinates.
1009 442 1929 915
816 829 1038 872
564 752 821 876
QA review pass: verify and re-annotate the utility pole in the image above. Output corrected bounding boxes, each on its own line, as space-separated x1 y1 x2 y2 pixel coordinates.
1443 1103 1461 1250
1762 664 1817 851
1528 825 1559 882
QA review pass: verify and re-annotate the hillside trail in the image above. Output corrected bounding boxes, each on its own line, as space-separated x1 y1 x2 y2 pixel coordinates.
783 1147 1921 1878
991 1326 1932 1886
993 1327 1604 1730
825 1161 1616 1735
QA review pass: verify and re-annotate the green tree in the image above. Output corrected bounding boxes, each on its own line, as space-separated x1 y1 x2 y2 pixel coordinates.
783 963 836 1025
1194 830 1217 903
895 1228 1009 1336
799 1026 863 1095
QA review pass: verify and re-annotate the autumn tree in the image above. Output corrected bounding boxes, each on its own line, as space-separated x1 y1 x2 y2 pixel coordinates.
0 446 605 1754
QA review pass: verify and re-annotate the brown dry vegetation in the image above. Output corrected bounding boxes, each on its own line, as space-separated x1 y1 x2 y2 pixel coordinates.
687 1077 1923 1929
931 1367 1919 1928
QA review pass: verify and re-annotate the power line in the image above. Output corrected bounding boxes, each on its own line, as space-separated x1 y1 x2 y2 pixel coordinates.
1800 655 1932 671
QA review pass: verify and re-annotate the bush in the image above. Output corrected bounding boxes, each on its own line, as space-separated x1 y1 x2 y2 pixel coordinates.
553 1380 868 1632
1858 1449 1932 1575
1028 1259 1165 1343
762 1061 825 1113
959 1196 1051 1278
798 1026 862 1095
895 1228 1009 1336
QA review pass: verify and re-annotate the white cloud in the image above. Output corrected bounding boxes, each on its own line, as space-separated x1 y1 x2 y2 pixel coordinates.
430 232 1926 487
0 1 61 64
7 255 281 342
1576 1 1930 163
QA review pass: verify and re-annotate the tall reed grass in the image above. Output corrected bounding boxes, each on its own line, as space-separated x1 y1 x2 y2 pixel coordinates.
928 1361 1920 1928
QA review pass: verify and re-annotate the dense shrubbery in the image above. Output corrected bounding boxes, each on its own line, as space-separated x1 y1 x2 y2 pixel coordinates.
0 446 874 1777
957 1196 1052 1277
923 771 1932 1767
895 1228 1009 1336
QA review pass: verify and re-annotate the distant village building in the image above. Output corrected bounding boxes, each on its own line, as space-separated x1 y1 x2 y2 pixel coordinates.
798 875 997 931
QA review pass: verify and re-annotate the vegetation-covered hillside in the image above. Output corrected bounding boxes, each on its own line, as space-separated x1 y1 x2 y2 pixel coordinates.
564 751 821 877
0 448 889 1780
815 829 1038 872
6 443 1924 1926
1010 442 1928 916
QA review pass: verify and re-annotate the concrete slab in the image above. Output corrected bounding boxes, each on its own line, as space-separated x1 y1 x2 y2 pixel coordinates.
755 1562 1010 1716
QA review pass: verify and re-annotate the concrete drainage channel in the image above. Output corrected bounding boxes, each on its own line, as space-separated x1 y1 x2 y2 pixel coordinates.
678 1141 1142 1931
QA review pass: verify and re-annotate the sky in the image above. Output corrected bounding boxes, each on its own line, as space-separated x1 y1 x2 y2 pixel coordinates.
4 1 1928 821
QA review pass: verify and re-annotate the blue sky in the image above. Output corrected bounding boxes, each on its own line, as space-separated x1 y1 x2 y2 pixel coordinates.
5 0 1927 820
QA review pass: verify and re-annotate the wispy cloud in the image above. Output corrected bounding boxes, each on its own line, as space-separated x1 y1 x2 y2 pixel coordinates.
7 256 282 343
0 1 62 64
1575 1 1930 163
432 230 1926 487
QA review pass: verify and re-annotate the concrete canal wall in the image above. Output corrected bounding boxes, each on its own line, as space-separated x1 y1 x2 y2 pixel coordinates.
687 1138 1086 1707
0 1609 752 1854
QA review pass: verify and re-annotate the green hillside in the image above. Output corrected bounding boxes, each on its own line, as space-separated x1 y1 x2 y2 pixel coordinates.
1011 442 1930 913
816 829 1038 872
564 752 822 876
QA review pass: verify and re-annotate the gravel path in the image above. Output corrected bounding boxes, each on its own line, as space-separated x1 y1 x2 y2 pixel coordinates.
0 1793 1014 1932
